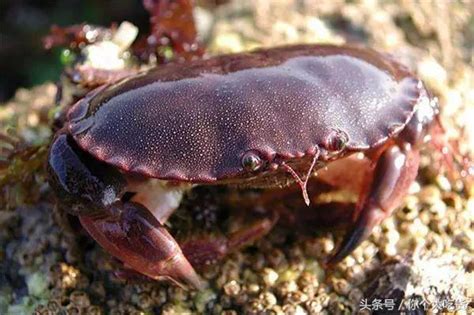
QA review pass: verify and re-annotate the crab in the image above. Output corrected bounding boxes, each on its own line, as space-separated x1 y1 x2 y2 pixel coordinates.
46 44 439 289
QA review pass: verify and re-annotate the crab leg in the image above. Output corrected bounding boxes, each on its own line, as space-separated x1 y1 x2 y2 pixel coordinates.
327 144 420 265
180 215 277 268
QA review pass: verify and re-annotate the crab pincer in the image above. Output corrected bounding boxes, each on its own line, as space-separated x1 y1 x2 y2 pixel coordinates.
47 133 202 288
79 202 202 288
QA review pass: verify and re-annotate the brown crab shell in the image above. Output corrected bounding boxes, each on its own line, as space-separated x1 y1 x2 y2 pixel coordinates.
67 44 427 183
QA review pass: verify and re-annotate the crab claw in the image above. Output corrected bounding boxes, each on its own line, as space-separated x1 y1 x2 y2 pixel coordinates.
326 144 420 266
79 201 202 289
326 199 385 265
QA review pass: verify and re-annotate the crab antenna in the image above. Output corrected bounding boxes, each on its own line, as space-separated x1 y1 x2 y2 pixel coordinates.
281 148 320 206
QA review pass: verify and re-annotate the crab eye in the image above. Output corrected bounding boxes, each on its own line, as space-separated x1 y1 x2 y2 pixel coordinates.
241 151 263 172
325 129 349 152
